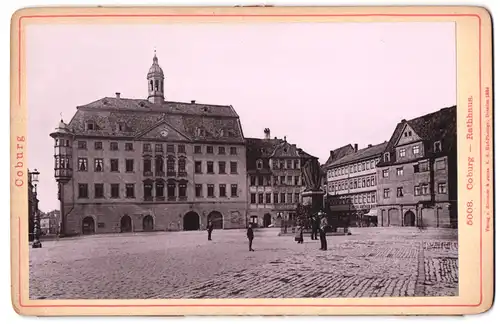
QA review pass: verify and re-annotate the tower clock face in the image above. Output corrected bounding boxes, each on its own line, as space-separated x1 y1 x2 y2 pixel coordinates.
160 130 168 137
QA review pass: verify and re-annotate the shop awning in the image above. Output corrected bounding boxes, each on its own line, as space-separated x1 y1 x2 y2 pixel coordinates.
364 209 377 217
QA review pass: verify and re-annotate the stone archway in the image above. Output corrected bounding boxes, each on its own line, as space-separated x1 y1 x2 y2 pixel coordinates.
82 216 95 235
143 215 154 232
263 213 272 227
183 211 200 231
404 210 416 227
207 211 223 229
120 215 132 233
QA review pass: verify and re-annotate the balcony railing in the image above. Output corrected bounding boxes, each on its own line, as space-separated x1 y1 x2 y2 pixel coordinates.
143 171 153 177
178 171 187 177
155 171 165 177
156 196 165 201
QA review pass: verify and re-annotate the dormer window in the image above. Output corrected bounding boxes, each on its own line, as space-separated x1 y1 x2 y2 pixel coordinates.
257 159 263 170
384 152 390 162
434 141 442 152
86 121 95 131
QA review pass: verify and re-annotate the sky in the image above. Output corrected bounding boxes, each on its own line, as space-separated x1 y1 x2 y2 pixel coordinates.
26 22 456 212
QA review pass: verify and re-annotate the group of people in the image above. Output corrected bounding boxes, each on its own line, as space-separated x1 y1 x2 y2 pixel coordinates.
206 211 329 252
206 220 255 252
294 212 329 250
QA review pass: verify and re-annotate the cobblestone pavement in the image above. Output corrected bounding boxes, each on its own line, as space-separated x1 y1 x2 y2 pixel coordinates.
29 227 458 300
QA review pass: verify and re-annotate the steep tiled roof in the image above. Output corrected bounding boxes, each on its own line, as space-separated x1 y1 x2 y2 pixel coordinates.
324 144 355 167
67 97 244 143
245 138 316 173
377 106 457 167
329 142 387 167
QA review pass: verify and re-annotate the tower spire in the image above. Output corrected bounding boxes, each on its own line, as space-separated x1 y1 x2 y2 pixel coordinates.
147 49 165 104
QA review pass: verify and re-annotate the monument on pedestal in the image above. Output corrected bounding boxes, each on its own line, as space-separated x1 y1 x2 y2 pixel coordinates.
301 158 324 215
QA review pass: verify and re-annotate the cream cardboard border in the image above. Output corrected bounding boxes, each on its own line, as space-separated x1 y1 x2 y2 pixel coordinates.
10 5 493 316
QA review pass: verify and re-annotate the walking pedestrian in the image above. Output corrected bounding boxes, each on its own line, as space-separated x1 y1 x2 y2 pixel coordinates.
207 220 214 241
295 223 304 244
247 223 255 251
319 214 328 250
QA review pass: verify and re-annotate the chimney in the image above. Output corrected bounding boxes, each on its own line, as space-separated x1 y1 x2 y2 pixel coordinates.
191 100 196 104
401 119 406 123
264 128 270 140
354 144 358 152
368 144 372 148
115 92 121 99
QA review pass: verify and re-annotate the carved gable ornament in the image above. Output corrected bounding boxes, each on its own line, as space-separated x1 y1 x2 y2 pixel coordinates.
137 122 190 141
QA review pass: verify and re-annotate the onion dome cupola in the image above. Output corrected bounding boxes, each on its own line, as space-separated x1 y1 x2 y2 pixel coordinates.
147 50 165 104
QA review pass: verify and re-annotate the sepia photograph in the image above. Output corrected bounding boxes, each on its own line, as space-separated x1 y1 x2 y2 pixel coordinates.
10 6 493 316
25 19 459 300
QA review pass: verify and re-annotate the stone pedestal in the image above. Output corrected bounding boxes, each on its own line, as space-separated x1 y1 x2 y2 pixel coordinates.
301 190 324 214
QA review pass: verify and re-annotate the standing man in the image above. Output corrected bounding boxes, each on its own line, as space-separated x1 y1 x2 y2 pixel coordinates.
207 220 214 241
310 215 318 240
319 212 328 251
247 223 255 252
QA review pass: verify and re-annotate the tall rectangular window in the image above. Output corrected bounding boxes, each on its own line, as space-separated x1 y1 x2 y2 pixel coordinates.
178 144 186 154
230 147 237 155
397 187 403 197
143 143 151 152
110 159 119 172
294 193 300 203
273 193 278 204
125 143 134 151
94 158 104 172
144 183 153 199
207 161 214 174
265 193 271 203
218 146 226 155
396 167 403 176
231 184 238 197
155 144 164 152
250 193 256 204
421 184 429 195
399 148 406 157
382 169 389 178
167 183 176 198
110 142 119 151
286 160 292 169
143 159 151 173
219 161 226 174
230 162 238 174
438 183 447 194
219 184 226 197
383 189 390 198
207 184 214 197
258 193 264 204
110 184 119 198
78 158 88 171
178 158 186 174
258 176 264 186
287 193 292 204
94 184 104 198
250 176 256 186
166 144 174 153
194 145 202 154
414 186 422 196
156 182 164 197
126 184 135 198
179 183 187 198
412 145 420 155
125 159 134 172
195 161 202 174
287 176 293 185
195 184 203 197
78 184 88 198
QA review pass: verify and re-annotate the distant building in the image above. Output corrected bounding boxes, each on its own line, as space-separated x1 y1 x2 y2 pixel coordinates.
325 142 387 226
245 129 315 227
376 106 457 228
50 53 247 235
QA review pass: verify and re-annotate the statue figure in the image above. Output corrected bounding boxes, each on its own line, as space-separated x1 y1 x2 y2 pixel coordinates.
301 158 322 191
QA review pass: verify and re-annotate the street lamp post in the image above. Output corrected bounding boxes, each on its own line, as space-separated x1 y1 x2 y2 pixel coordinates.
29 169 42 248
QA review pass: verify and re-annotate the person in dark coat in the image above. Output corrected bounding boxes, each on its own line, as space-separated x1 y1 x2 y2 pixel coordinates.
247 223 255 251
310 215 319 240
319 215 328 250
295 224 304 244
207 220 214 241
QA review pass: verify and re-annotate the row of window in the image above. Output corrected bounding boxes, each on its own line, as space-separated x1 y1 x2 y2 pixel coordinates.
75 157 187 174
194 161 238 174
250 192 300 205
382 182 447 198
265 159 301 170
381 159 446 178
382 141 442 162
250 175 301 187
329 176 376 192
328 158 380 178
194 145 238 155
330 193 376 205
74 140 240 156
78 183 239 199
